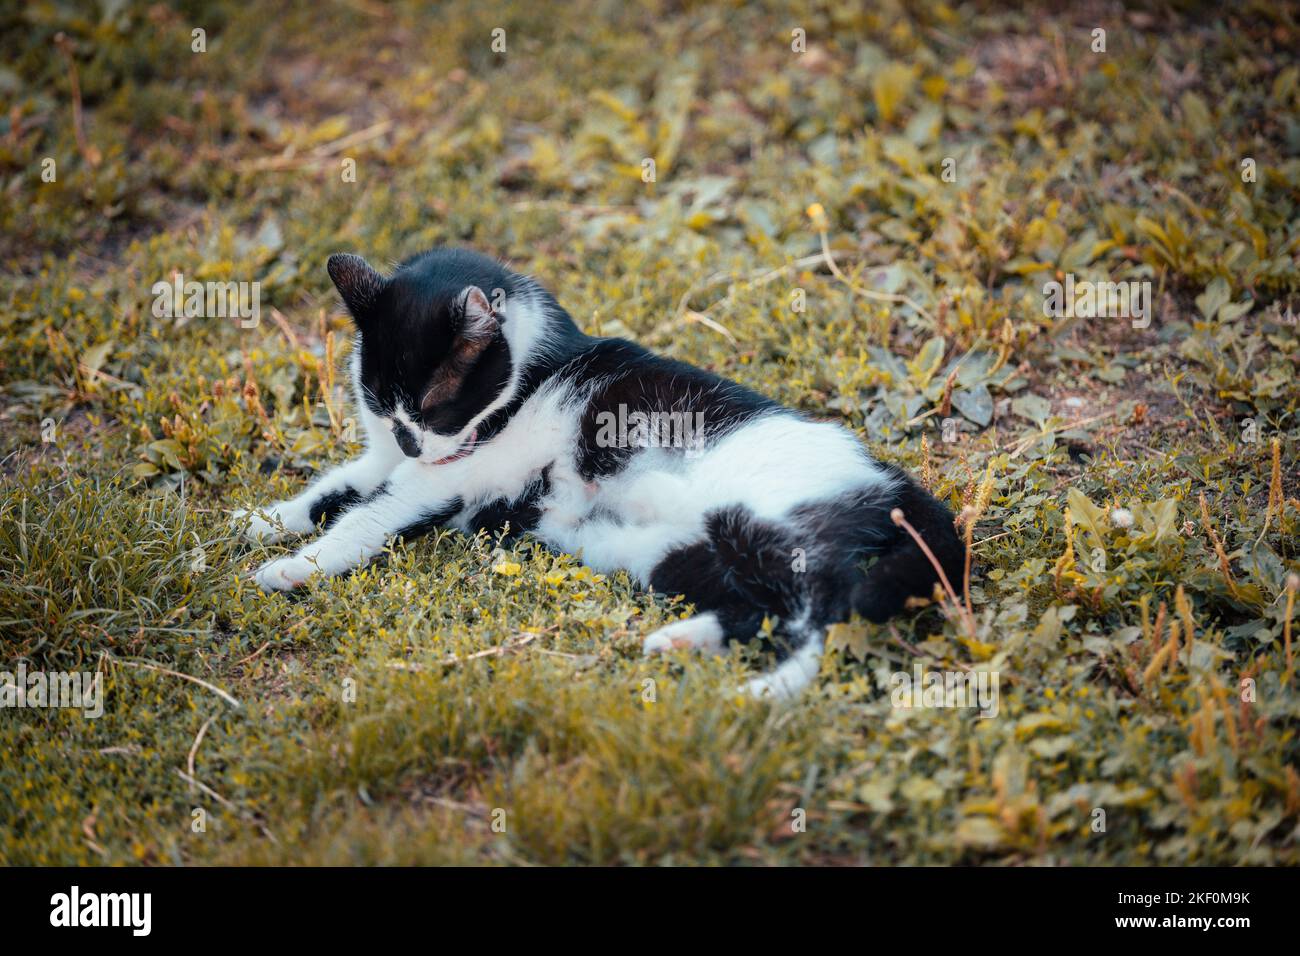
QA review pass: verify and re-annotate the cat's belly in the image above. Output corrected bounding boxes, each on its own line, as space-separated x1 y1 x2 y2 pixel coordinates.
586 412 891 529
470 410 891 582
686 412 892 518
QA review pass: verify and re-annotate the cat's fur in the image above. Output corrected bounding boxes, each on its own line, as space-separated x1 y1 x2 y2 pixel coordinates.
234 248 965 698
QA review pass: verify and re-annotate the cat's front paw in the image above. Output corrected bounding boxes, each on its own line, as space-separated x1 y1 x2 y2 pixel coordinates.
254 555 318 591
232 508 284 543
233 503 310 543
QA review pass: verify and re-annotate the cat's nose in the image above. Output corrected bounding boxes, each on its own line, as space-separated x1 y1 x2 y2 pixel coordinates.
392 423 421 458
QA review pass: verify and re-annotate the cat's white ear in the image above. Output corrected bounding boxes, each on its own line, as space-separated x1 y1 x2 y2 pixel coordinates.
327 253 385 320
457 286 499 341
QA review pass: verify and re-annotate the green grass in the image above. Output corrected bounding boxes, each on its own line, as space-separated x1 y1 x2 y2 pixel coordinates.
2 0 1299 865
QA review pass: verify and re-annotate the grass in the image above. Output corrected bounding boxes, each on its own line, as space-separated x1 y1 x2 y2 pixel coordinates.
2 0 1299 865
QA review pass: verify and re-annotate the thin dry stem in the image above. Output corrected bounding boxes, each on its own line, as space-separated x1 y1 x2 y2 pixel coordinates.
890 507 975 639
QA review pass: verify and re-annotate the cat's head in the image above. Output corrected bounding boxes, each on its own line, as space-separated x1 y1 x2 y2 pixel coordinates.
327 249 520 463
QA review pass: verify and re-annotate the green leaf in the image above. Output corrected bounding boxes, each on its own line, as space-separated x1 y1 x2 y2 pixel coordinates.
1195 277 1230 320
1011 393 1052 428
826 621 872 662
80 341 113 376
872 63 916 124
1067 488 1107 551
1136 499 1179 542
1180 92 1212 137
952 383 993 426
909 335 946 389
956 817 1004 848
1218 298 1253 321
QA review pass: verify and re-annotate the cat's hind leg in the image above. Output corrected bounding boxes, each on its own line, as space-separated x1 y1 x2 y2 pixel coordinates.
645 506 823 695
736 621 825 701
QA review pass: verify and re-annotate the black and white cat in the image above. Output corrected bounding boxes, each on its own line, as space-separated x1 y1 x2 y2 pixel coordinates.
234 248 964 698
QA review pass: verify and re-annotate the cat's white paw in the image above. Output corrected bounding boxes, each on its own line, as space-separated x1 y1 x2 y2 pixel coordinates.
732 643 824 701
643 613 724 655
233 508 285 543
233 503 311 543
736 674 788 700
254 555 317 591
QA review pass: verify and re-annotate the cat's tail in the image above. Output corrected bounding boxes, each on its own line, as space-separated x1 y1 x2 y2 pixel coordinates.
846 469 965 623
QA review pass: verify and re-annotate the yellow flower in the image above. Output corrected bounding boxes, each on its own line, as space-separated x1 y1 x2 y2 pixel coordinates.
492 561 522 576
806 203 828 231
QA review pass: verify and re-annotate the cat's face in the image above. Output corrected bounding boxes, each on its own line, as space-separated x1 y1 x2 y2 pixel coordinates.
327 250 516 463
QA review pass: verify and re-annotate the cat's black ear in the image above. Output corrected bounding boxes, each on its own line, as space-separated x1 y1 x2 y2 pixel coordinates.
327 253 385 320
456 286 499 341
